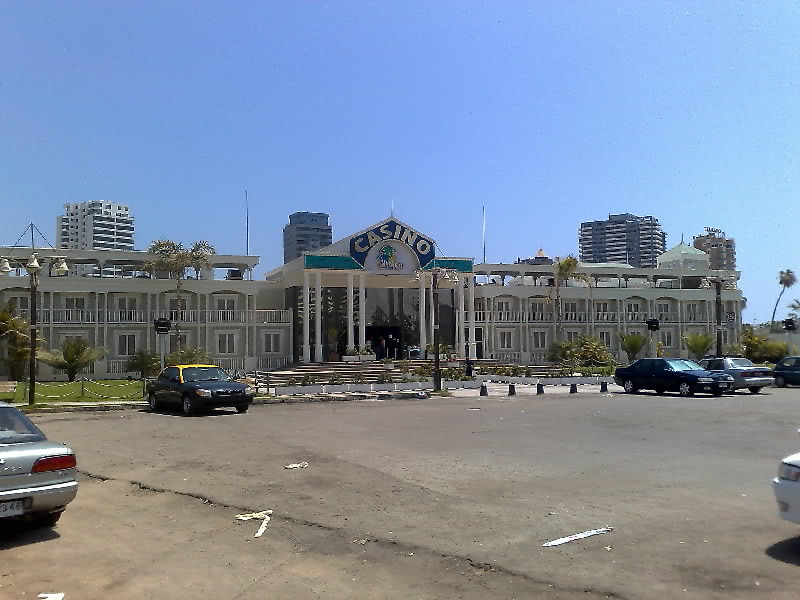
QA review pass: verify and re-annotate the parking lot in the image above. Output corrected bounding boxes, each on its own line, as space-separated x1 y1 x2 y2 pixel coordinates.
3 385 800 599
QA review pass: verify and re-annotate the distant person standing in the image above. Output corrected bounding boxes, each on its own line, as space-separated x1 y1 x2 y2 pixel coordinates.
465 359 474 377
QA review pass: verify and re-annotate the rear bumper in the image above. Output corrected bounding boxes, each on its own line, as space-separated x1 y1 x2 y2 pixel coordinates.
734 377 774 389
0 479 79 515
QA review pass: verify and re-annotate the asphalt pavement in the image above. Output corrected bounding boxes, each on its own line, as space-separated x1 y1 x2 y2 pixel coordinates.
3 385 800 599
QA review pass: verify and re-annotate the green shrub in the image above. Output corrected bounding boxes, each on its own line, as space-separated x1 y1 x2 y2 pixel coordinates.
376 371 393 384
301 374 316 386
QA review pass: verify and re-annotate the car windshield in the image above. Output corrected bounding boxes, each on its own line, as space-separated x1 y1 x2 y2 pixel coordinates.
730 358 755 368
0 407 46 444
181 366 232 383
665 359 704 372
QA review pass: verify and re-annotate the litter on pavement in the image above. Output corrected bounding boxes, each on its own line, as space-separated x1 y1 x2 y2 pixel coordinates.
236 510 273 537
542 527 613 547
284 461 309 469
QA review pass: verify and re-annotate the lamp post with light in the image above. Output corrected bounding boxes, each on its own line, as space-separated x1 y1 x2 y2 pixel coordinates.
414 266 456 392
0 253 69 405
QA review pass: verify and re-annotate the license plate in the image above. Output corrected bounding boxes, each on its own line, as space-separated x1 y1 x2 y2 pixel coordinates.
0 500 24 517
719 383 728 388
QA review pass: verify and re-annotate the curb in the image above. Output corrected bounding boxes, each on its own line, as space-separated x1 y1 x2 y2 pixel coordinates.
17 391 435 414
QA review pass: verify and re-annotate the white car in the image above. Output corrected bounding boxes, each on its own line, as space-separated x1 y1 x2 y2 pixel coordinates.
773 452 800 524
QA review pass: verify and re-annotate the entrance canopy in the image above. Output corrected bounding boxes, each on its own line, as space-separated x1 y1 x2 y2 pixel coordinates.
266 217 474 288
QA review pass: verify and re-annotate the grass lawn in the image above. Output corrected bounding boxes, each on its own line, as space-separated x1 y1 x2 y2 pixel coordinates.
1 379 146 404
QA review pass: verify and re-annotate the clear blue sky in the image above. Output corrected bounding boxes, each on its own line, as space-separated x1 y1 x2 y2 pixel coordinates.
2 1 798 323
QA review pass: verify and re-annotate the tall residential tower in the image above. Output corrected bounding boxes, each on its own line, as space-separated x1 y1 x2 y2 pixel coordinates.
692 228 736 271
283 212 332 263
56 200 134 276
579 213 666 268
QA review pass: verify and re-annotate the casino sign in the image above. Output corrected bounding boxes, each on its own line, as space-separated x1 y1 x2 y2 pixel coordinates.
350 219 435 271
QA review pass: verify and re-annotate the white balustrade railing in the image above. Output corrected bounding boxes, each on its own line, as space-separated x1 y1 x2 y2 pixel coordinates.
256 356 289 370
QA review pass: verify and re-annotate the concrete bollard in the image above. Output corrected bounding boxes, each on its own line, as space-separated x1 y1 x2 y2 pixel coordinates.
480 383 488 396
570 383 578 394
536 382 545 395
600 381 608 393
508 383 516 396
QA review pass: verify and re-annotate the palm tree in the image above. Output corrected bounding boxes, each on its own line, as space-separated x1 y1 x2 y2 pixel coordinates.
127 350 161 379
619 333 648 363
551 256 584 342
683 332 714 361
788 298 800 319
38 338 106 382
0 303 30 381
771 269 796 330
166 346 210 366
144 239 216 351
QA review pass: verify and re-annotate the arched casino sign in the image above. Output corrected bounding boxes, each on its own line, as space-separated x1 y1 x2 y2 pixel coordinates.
349 220 434 273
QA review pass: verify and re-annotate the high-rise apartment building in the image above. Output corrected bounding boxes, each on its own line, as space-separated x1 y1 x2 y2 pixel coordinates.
283 212 332 263
579 213 667 268
692 228 736 271
56 200 134 276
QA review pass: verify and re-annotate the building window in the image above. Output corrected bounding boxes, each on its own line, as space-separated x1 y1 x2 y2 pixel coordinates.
657 303 670 314
61 333 88 347
626 302 640 314
117 334 136 356
599 331 611 347
686 303 699 321
566 331 579 343
531 331 547 349
563 301 578 314
218 333 236 354
169 334 188 353
264 332 281 353
499 330 513 350
216 297 236 321
659 330 673 347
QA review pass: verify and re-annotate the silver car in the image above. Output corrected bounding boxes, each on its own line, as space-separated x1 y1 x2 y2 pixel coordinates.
698 356 774 394
0 402 78 527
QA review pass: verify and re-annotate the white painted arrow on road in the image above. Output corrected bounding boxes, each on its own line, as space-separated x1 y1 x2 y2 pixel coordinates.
39 594 64 600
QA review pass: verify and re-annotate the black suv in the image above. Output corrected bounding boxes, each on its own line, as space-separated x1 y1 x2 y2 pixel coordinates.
614 358 735 397
147 364 255 415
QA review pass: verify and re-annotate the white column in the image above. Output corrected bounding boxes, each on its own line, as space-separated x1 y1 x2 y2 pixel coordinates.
457 277 465 358
358 273 366 349
428 276 435 346
314 271 323 362
347 272 354 350
418 274 427 351
302 270 311 363
468 274 476 359
677 299 684 358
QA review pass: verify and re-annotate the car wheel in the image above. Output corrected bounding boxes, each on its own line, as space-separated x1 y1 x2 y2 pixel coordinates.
776 375 787 388
623 380 637 394
33 511 62 528
182 395 195 416
679 382 694 397
748 387 762 394
148 393 159 412
654 388 665 395
235 405 249 414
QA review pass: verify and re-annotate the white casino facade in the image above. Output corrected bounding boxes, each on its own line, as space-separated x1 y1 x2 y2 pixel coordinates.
0 217 744 379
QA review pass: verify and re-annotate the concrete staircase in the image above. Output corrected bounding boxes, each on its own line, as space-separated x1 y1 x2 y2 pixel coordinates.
250 359 500 387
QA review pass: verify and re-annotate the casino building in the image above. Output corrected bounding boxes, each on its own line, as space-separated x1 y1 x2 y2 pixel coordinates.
0 217 744 379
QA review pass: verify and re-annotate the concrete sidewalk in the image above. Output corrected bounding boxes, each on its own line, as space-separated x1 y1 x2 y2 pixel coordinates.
16 383 621 413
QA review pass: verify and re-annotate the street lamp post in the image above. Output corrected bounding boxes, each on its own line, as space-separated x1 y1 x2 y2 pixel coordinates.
0 253 68 405
415 267 456 392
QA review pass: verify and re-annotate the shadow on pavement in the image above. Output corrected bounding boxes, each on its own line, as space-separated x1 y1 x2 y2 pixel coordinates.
766 536 800 566
0 521 60 549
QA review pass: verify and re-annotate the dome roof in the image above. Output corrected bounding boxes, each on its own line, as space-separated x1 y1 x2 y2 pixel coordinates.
657 243 709 268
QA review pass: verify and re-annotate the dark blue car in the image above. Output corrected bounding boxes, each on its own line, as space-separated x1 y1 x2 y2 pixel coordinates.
774 356 800 388
147 364 255 415
614 358 734 397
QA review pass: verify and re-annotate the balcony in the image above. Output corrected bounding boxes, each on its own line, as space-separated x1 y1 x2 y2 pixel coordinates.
527 312 553 322
22 309 292 325
593 312 618 322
